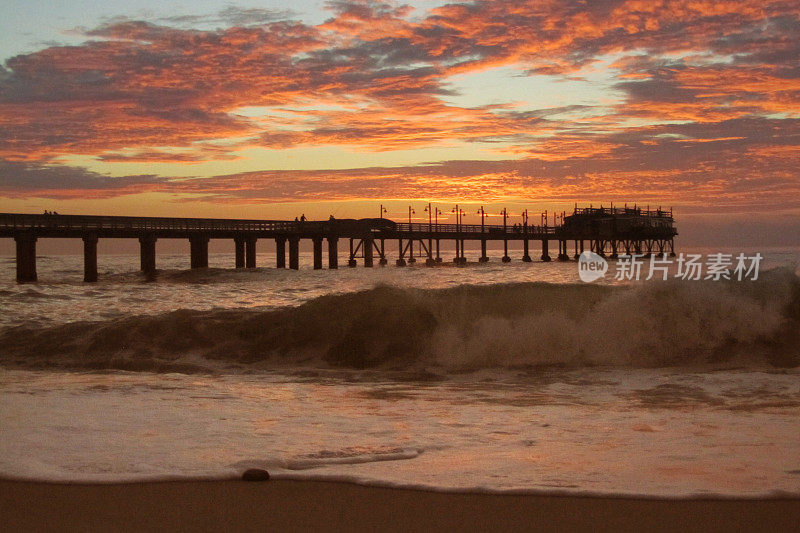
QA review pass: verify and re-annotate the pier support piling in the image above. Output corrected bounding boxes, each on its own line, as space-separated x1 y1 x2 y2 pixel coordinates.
480 239 489 262
348 238 357 267
378 239 387 266
328 237 338 269
190 235 209 269
558 240 570 261
540 239 551 262
83 234 98 282
15 234 37 283
313 237 323 270
245 237 257 268
139 235 157 275
522 239 532 262
288 237 299 270
364 238 374 267
396 238 406 266
275 237 287 269
234 237 245 268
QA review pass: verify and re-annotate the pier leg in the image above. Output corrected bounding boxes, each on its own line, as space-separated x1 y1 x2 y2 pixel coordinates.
574 240 579 260
234 237 245 268
275 237 286 269
453 239 460 263
364 238 374 267
139 235 156 275
190 235 209 268
245 237 257 268
522 239 531 262
558 240 570 261
328 237 338 269
348 238 357 267
15 234 37 283
288 237 299 270
379 239 387 266
313 237 323 270
408 239 416 264
480 239 489 262
460 239 466 263
396 239 406 266
580 240 585 254
436 239 441 262
502 238 511 263
669 239 676 257
83 234 98 283
540 239 551 262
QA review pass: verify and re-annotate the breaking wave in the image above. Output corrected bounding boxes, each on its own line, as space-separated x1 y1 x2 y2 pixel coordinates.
1 268 798 372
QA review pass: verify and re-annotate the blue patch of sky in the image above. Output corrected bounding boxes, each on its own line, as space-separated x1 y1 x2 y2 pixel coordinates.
0 1 331 61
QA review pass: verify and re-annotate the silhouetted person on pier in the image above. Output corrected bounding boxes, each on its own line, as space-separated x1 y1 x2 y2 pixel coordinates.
300 214 307 222
329 215 335 220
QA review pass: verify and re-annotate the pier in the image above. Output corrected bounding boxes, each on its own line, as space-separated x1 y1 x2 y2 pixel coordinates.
1 205 677 282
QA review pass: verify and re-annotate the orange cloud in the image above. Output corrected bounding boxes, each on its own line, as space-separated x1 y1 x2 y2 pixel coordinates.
0 0 798 214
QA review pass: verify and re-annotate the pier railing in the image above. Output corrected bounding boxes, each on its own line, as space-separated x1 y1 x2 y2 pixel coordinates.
395 222 556 235
0 213 299 233
572 206 673 218
1 213 562 236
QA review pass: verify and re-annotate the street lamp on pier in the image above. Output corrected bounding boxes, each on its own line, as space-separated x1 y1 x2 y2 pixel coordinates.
501 208 511 262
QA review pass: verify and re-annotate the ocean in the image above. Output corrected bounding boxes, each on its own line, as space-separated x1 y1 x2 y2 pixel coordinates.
1 248 799 498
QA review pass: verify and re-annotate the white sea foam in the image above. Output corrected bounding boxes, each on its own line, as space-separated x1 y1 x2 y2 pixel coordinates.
1 368 799 497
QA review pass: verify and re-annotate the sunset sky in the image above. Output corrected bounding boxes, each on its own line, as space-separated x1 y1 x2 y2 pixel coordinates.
1 0 799 245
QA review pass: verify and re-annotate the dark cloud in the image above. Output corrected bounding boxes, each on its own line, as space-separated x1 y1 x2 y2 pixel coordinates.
0 160 163 197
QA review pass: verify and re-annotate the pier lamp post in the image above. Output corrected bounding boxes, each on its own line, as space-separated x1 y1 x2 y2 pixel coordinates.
408 206 416 263
522 209 532 262
501 208 511 262
477 206 489 262
477 206 486 231
423 203 436 266
452 205 466 263
433 206 443 261
379 204 387 219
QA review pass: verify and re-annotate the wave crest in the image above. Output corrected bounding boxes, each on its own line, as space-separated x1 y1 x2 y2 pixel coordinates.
1 268 797 372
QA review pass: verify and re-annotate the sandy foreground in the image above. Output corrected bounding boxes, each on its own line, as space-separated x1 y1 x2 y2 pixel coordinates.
1 479 799 532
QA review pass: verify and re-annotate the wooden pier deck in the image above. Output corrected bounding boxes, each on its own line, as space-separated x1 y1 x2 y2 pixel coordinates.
1 206 677 282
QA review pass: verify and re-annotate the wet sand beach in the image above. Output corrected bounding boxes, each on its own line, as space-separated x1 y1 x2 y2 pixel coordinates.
2 479 799 532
